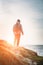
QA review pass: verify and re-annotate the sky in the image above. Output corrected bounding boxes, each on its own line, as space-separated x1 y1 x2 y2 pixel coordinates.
0 0 43 46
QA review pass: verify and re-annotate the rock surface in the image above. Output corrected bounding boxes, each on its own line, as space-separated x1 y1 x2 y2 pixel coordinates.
0 40 43 65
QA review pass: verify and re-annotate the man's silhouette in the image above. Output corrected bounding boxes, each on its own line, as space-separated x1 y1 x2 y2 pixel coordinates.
13 19 24 46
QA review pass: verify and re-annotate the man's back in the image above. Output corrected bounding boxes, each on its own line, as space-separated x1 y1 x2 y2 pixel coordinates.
13 23 23 34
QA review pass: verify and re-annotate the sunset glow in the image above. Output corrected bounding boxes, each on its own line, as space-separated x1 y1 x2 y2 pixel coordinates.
0 0 43 46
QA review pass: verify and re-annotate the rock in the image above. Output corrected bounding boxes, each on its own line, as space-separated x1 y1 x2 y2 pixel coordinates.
0 40 43 65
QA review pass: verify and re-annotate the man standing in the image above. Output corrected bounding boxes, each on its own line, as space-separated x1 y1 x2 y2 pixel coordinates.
13 19 24 46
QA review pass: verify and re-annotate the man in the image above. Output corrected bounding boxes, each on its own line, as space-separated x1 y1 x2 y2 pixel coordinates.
13 19 24 46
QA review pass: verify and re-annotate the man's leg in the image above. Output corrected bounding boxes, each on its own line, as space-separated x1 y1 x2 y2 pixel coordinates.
17 35 20 46
17 38 20 46
14 36 17 46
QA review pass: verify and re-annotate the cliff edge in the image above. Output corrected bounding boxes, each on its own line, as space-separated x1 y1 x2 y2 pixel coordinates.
0 40 43 65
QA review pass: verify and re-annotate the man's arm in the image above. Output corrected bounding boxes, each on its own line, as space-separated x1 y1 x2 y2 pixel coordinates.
20 24 24 35
13 24 16 33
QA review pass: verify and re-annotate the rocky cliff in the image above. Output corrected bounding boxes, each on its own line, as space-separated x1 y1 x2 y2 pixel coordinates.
0 40 43 65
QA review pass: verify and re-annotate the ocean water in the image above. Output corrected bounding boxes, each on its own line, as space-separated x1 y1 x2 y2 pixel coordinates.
25 45 43 56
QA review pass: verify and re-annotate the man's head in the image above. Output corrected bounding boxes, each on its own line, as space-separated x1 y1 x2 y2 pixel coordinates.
16 19 20 24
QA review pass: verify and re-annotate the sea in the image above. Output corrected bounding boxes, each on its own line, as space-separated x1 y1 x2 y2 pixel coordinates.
25 45 43 56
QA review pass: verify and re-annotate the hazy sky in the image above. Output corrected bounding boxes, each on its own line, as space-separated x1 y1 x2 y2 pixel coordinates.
0 0 43 45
